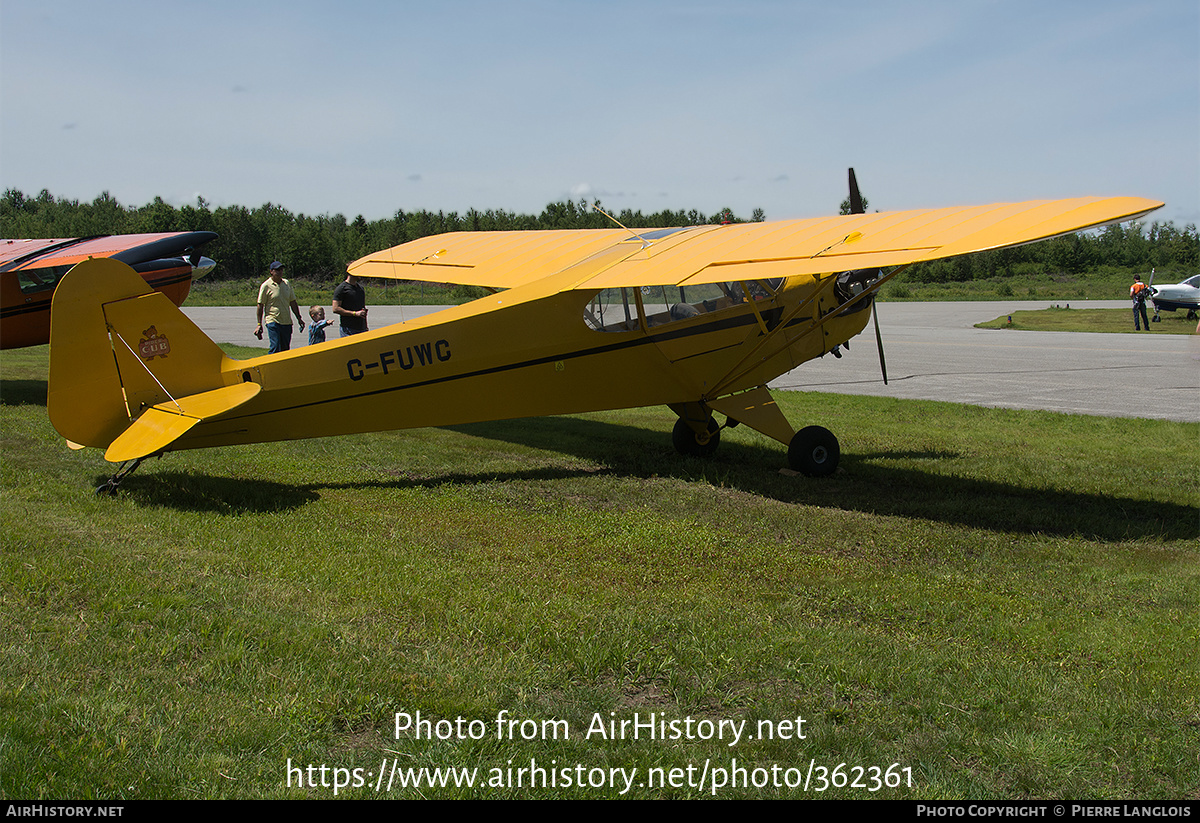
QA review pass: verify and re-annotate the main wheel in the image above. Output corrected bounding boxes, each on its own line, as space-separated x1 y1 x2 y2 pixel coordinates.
672 417 721 458
788 425 840 477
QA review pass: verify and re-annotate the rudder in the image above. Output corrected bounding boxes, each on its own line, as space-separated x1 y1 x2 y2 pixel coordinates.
48 257 236 457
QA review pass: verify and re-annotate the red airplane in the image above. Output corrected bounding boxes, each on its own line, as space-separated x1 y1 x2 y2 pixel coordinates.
0 231 216 349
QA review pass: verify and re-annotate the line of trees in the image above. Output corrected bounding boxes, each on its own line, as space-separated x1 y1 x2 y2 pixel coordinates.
2 188 1195 285
906 220 1198 283
0 189 762 282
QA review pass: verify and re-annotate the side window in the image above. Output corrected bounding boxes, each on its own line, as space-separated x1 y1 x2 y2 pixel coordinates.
16 265 70 295
640 280 782 328
584 288 641 332
584 279 784 332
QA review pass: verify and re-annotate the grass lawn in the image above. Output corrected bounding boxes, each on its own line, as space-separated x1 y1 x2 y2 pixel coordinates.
882 269 1194 303
976 307 1197 334
1 345 1196 799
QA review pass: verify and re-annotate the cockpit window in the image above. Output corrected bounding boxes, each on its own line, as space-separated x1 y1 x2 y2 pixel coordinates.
584 279 783 332
584 288 640 332
16 265 71 294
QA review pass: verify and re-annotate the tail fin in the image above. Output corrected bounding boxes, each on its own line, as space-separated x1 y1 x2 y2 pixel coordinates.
48 258 259 462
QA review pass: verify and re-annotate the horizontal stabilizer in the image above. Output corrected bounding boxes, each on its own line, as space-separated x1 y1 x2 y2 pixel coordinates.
104 383 262 463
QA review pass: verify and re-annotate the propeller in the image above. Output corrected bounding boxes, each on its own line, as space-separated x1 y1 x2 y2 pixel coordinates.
848 167 865 215
847 167 887 384
872 298 888 385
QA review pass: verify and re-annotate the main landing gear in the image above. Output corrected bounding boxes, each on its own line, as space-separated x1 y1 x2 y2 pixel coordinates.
672 417 722 458
787 425 839 477
670 411 841 477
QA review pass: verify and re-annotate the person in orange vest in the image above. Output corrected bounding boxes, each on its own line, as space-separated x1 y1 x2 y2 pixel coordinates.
1130 274 1151 331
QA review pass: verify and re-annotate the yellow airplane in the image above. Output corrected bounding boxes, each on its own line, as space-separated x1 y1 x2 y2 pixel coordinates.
46 190 1161 492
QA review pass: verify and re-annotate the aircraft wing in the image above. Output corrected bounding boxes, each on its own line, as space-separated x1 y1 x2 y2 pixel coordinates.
0 231 217 273
347 227 643 289
348 197 1161 290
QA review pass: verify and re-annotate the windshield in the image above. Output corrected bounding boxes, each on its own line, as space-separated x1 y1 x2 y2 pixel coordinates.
16 264 71 294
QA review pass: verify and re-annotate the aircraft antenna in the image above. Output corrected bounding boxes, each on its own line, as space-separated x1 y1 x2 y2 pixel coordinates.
592 205 651 249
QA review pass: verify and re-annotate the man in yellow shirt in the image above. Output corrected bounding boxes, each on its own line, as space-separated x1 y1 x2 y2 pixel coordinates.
255 261 306 353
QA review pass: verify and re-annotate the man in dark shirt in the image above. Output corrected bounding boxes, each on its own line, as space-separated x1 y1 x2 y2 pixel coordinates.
332 272 368 336
1130 274 1151 331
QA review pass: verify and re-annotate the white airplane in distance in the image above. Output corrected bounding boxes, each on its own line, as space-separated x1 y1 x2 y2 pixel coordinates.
1148 270 1200 321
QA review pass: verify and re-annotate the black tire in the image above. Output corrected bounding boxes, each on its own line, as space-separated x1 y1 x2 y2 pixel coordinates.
672 417 721 458
788 425 840 477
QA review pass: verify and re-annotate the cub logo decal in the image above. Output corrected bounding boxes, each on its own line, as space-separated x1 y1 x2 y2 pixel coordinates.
138 325 170 360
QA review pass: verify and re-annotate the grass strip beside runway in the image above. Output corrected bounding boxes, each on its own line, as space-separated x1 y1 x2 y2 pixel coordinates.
1 345 1196 798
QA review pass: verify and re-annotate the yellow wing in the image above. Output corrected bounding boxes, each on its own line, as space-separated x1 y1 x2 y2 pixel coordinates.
348 227 642 289
348 197 1162 291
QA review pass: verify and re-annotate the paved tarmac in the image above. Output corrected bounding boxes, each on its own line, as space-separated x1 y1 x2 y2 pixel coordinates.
772 301 1199 423
183 301 1199 423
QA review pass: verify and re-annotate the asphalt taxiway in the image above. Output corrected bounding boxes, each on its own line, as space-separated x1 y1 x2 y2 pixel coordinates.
182 301 1199 424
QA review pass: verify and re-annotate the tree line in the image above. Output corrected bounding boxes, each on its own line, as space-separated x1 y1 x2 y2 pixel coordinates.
906 219 1198 283
0 189 761 282
2 188 1195 285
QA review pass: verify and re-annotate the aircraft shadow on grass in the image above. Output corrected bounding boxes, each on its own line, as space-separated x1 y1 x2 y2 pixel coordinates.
445 416 1195 542
0 379 48 407
111 414 1193 542
111 464 609 515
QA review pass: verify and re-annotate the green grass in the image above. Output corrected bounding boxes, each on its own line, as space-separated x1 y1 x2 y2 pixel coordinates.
975 307 1198 334
883 270 1173 302
1 345 1197 799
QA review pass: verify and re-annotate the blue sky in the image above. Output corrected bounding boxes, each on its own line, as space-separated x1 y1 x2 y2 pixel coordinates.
2 0 1196 226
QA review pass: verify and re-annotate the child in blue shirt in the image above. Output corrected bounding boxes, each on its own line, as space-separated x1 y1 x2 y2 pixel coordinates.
308 306 334 345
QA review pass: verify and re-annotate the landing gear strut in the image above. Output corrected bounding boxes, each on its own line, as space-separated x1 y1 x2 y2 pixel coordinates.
670 393 842 477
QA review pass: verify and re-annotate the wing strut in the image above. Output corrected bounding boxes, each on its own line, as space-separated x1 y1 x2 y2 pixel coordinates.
708 265 907 398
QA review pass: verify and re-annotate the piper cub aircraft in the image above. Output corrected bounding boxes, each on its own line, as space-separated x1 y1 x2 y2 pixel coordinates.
46 191 1160 491
1 231 216 349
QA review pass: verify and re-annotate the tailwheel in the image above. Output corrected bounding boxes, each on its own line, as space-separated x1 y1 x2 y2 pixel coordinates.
672 416 721 458
788 425 839 477
95 457 150 495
